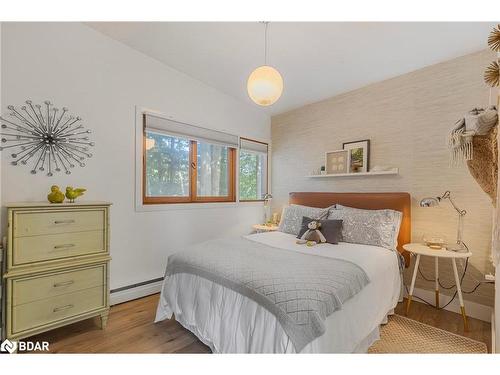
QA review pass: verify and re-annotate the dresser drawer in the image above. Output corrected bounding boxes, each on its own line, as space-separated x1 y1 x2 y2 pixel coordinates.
12 286 106 335
12 264 107 306
13 209 105 237
13 230 106 266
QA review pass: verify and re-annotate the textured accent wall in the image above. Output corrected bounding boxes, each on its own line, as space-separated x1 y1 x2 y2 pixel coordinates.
271 49 495 306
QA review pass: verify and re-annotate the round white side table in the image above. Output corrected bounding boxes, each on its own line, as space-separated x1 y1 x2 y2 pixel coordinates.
403 243 472 331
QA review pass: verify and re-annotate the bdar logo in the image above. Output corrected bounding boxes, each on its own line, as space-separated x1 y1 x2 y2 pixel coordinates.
1 339 17 354
0 339 48 353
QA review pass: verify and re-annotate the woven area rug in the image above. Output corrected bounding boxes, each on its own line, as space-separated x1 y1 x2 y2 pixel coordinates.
368 314 487 353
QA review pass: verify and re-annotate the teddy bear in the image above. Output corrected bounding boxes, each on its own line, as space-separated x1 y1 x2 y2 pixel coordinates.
296 220 327 246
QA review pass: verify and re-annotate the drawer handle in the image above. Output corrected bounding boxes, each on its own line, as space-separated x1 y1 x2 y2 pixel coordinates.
53 304 74 313
53 244 76 249
53 280 75 288
54 219 75 224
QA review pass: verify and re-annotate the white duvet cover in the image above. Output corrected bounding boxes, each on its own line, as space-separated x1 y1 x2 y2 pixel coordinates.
155 231 401 353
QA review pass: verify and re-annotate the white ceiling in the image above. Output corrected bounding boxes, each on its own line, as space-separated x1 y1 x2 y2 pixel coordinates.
87 22 496 116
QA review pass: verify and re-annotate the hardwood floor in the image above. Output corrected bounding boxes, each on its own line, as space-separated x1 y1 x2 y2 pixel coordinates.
27 294 210 353
26 293 491 353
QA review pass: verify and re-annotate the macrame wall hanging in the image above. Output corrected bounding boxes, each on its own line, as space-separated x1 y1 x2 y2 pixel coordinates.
466 124 497 204
447 25 500 206
487 24 500 267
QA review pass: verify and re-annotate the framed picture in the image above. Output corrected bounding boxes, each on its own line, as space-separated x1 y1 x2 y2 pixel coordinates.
325 150 348 174
343 139 370 173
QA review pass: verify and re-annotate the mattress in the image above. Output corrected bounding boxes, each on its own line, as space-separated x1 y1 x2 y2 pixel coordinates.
155 231 401 353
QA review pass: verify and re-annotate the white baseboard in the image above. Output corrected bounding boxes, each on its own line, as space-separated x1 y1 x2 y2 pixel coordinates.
110 280 163 305
404 287 492 323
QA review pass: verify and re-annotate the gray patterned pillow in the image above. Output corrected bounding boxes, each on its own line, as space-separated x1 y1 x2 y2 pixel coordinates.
327 205 402 250
278 204 329 235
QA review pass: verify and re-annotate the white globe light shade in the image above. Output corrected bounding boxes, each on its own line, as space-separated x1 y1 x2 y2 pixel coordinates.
247 65 283 106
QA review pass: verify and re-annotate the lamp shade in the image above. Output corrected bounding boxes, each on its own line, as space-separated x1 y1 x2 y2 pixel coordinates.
420 197 440 207
247 65 283 106
145 137 155 150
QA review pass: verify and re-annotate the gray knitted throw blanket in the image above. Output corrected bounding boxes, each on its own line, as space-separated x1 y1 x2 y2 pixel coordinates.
448 106 498 165
165 237 370 352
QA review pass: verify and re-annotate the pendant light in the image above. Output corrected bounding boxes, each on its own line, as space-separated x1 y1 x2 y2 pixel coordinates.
247 22 283 106
145 137 155 150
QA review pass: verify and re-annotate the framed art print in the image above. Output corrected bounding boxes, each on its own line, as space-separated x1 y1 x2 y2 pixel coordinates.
325 150 348 174
343 139 370 173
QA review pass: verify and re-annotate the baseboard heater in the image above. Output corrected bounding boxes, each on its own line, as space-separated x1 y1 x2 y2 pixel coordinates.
110 277 164 305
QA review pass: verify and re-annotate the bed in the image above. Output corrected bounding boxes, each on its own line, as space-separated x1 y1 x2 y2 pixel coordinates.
155 192 411 353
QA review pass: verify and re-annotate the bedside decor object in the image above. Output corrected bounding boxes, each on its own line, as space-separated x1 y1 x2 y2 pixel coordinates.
263 193 272 224
420 191 466 252
47 185 65 203
320 165 326 175
422 234 446 250
325 150 348 174
252 223 279 234
343 139 370 173
403 243 472 331
3 202 111 345
0 100 94 176
65 186 87 203
272 212 280 225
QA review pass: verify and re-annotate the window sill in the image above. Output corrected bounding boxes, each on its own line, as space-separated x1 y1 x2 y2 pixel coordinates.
135 200 263 212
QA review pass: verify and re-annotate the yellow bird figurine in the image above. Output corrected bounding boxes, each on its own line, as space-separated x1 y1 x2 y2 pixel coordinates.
47 185 65 203
65 186 86 203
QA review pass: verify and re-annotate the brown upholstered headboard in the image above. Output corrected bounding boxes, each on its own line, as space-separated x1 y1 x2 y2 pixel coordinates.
289 192 411 267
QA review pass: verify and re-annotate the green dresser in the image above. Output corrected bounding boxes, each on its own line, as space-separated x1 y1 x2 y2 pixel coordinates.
2 202 111 342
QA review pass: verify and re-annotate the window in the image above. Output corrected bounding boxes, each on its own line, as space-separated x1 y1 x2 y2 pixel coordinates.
197 142 230 198
239 138 268 201
143 114 236 204
144 131 190 201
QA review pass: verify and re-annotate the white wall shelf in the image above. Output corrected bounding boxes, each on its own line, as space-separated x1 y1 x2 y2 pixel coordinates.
307 168 399 178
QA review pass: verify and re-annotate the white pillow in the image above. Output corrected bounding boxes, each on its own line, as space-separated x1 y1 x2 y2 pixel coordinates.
278 204 330 236
328 205 402 250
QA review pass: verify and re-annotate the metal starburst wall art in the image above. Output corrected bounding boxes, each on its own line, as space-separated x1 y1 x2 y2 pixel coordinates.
0 100 94 176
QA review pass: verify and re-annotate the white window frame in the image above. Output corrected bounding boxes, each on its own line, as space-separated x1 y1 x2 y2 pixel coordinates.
134 106 269 212
239 138 269 201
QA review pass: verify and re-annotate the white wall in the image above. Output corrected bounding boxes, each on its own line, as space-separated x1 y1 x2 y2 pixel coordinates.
1 23 270 291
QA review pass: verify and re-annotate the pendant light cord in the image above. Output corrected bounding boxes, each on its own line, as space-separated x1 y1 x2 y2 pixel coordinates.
264 21 269 65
